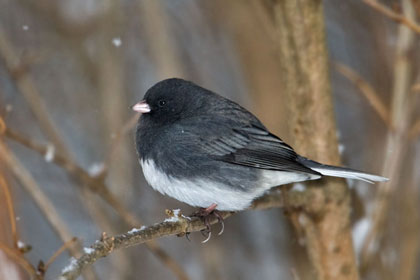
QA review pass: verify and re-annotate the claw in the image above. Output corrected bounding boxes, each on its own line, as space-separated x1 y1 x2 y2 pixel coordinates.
213 211 224 235
201 230 212 243
217 219 224 236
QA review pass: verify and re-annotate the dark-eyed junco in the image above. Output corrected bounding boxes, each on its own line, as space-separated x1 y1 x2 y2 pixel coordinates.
133 78 387 212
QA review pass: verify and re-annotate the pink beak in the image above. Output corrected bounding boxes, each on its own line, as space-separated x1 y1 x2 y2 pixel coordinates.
131 100 151 113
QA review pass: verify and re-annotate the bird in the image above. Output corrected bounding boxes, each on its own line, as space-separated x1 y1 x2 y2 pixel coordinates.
133 78 388 214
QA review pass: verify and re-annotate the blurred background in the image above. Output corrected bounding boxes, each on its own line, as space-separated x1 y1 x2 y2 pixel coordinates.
0 0 419 279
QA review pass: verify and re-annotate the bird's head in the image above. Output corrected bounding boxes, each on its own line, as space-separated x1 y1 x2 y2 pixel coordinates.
132 78 213 126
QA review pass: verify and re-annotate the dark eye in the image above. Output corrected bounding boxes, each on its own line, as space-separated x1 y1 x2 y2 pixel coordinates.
158 100 166 107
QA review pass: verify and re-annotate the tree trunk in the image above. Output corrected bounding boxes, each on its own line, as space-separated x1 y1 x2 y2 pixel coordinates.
270 1 359 279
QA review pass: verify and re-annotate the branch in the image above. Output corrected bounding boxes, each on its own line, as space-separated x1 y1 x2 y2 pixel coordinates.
363 0 420 33
59 190 309 280
0 174 18 248
0 242 37 278
45 238 78 272
335 62 392 128
101 113 140 176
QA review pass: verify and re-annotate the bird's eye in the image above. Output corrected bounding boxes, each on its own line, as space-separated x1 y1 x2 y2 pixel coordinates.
158 100 166 107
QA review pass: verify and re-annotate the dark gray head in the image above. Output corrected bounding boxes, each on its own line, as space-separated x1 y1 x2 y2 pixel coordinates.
132 78 219 126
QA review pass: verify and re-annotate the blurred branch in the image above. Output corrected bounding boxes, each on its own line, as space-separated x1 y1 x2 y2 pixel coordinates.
397 187 420 280
0 175 18 248
271 1 358 279
360 0 416 274
100 111 140 177
335 62 392 128
44 238 78 272
0 141 79 254
137 0 186 77
59 190 310 280
0 165 35 277
0 28 112 265
0 133 99 279
363 0 420 33
0 25 71 158
0 132 80 278
2 121 190 280
3 124 138 224
0 242 37 279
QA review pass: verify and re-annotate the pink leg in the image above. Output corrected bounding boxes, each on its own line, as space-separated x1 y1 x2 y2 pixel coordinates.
204 203 218 214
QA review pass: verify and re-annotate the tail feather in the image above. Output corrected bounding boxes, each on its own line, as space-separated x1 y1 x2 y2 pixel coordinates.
297 156 388 184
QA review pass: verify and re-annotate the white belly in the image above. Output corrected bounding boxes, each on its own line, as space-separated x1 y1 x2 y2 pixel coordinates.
140 159 263 211
140 159 320 211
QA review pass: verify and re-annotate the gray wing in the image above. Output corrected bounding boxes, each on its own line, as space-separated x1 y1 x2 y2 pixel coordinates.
198 125 321 176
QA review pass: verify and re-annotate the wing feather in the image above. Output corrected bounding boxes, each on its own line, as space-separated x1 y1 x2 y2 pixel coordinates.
201 125 320 176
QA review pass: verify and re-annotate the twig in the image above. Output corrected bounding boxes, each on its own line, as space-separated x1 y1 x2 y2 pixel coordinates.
0 174 18 248
0 141 77 250
335 62 392 128
45 238 78 271
0 242 37 278
59 191 307 280
363 0 420 33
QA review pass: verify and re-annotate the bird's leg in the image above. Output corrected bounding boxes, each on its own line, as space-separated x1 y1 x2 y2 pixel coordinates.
203 203 218 214
204 204 224 235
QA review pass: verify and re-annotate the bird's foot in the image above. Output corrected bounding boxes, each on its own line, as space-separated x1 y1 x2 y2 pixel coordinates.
191 203 224 243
